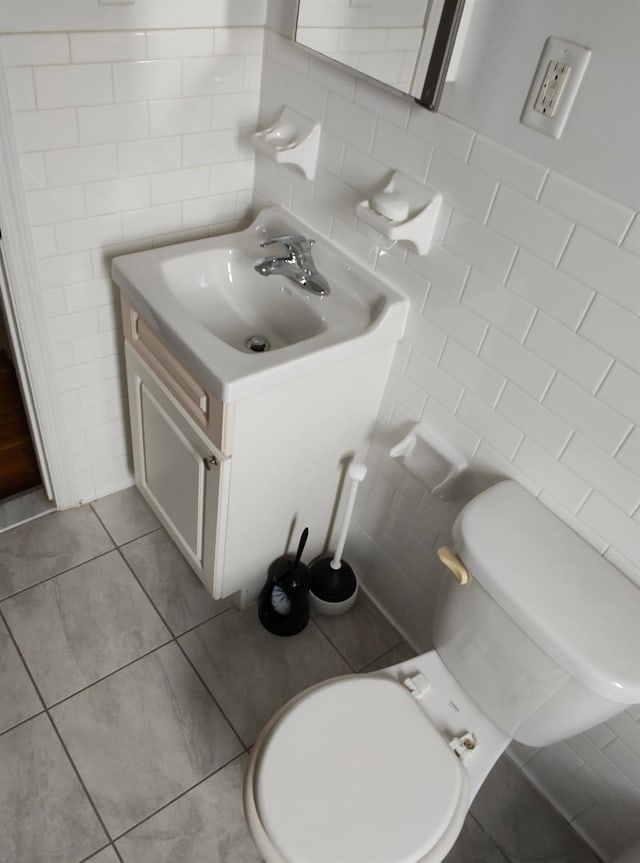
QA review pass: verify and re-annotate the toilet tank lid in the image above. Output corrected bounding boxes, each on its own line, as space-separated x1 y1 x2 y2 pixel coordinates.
453 481 640 704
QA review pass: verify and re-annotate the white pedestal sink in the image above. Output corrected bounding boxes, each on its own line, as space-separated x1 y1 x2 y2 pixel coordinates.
112 206 408 402
113 207 409 602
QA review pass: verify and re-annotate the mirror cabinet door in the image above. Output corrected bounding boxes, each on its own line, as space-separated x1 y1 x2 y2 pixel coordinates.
294 0 466 111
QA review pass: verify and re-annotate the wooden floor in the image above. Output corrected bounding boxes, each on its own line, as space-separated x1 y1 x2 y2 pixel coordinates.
0 350 41 500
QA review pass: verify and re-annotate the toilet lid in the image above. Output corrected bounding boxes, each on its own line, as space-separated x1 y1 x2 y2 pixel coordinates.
254 676 467 863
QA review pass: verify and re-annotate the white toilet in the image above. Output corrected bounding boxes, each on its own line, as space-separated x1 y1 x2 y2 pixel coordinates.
244 481 640 863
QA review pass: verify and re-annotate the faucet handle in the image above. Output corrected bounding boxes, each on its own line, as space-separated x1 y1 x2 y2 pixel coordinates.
260 234 312 256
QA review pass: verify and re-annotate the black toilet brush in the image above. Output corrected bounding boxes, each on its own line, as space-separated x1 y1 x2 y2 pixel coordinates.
309 462 367 615
258 527 310 636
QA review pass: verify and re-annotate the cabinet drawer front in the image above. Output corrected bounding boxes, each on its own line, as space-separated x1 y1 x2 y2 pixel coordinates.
121 297 231 454
135 312 208 423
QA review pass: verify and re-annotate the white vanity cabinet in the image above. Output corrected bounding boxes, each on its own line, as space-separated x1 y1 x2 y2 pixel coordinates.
123 300 232 595
122 296 395 604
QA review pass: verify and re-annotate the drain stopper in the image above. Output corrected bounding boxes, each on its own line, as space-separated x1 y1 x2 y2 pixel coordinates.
245 335 270 353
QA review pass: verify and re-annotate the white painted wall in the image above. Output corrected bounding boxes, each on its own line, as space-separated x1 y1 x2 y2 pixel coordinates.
0 0 267 32
440 0 640 209
256 3 640 858
274 0 640 208
0 12 265 502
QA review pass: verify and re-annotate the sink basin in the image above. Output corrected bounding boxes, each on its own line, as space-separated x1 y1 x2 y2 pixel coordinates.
161 247 327 352
112 207 408 401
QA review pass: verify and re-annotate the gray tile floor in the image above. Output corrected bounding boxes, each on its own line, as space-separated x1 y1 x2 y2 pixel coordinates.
0 486 53 534
0 487 601 863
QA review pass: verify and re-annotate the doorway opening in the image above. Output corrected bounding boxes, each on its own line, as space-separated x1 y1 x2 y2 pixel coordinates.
0 299 53 531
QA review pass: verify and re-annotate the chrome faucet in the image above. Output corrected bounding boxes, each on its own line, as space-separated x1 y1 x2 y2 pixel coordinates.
254 234 330 296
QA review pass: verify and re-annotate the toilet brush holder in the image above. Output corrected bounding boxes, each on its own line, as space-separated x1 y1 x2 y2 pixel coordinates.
258 528 310 636
309 462 366 616
308 557 358 616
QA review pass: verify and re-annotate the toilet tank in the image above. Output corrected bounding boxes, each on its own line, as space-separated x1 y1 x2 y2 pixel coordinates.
432 481 640 747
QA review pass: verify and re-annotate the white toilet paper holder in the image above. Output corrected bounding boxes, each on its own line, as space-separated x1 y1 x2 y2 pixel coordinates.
390 422 467 498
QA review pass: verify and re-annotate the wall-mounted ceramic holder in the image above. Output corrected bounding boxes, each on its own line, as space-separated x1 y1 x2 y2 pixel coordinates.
356 172 443 255
252 107 321 181
390 421 467 500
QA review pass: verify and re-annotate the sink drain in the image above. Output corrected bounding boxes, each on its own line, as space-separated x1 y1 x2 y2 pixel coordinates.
245 334 271 353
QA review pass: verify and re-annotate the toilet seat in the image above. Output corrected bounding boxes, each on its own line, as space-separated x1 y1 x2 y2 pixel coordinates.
245 675 470 863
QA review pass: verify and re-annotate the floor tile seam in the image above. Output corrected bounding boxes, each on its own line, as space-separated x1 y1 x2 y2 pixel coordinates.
307 613 360 673
114 523 166 547
114 528 237 638
78 841 123 863
0 545 117 604
358 637 406 673
43 710 113 851
114 544 181 635
0 706 47 739
110 750 249 845
466 813 511 863
115 524 165 550
474 810 599 863
89 500 164 553
2 548 242 735
171 603 235 639
0 605 48 717
42 637 177 711
89 501 124 549
115 544 247 648
2 546 192 712
173 632 249 750
42 638 248 849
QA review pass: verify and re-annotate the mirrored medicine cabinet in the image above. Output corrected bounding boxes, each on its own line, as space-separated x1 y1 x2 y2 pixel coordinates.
294 0 467 111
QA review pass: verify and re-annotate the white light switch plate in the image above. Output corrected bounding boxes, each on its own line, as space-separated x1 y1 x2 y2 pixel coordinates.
521 37 591 138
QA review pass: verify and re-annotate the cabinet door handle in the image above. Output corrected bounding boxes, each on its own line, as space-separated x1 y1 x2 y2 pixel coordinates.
203 455 218 470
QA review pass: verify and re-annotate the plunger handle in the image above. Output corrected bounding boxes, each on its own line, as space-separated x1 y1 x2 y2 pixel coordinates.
330 462 367 570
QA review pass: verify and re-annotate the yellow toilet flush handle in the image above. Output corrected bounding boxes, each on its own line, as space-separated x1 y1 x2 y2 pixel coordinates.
437 546 471 586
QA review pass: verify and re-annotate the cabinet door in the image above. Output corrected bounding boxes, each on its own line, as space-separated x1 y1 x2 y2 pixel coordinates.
126 345 227 595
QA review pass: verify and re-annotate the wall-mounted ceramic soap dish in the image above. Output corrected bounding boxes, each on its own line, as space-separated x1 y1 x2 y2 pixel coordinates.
356 171 443 255
252 107 321 180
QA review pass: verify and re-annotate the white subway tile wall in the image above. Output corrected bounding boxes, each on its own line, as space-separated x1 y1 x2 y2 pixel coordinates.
256 29 640 861
1 27 263 500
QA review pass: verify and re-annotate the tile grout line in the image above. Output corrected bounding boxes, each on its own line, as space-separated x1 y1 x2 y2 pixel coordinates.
1 568 177 848
110 750 248 846
2 504 413 855
44 710 114 851
111 539 248 749
0 518 250 854
307 613 359 673
173 631 249 751
114 542 250 756
0 545 116 604
0 511 252 852
77 841 122 863
34 639 174 713
88 498 160 548
308 608 405 675
0 606 48 726
467 813 511 863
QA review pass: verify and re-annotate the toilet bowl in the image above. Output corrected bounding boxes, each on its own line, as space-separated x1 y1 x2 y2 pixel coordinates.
244 481 640 863
244 652 509 863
